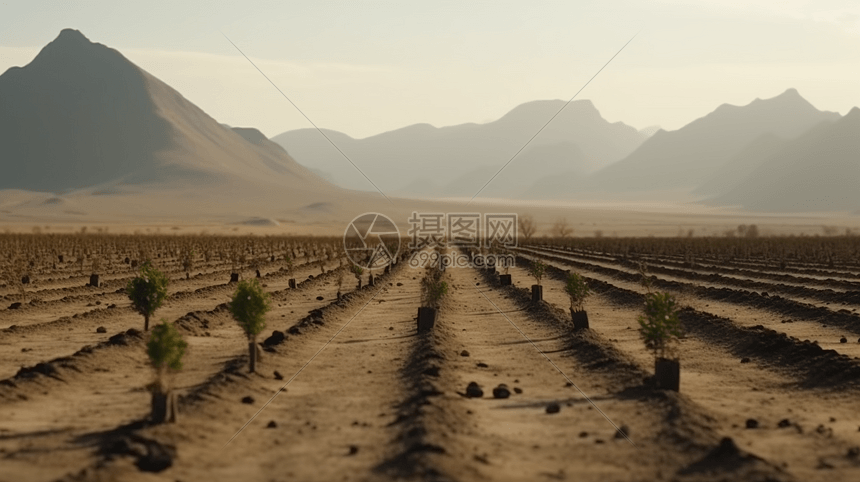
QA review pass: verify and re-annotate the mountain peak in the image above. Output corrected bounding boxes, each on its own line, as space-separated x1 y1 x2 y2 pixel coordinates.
41 29 95 55
498 99 601 125
767 88 811 106
56 28 90 43
25 28 119 72
711 88 824 122
748 88 805 106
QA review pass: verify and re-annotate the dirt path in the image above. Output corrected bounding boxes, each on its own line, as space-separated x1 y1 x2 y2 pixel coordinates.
158 266 422 482
408 263 786 481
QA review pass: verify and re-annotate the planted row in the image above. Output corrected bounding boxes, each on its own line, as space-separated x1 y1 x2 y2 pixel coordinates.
492 255 684 392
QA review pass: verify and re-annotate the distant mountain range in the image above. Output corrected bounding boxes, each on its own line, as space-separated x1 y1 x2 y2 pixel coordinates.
272 99 649 198
1 29 857 215
708 107 860 211
275 88 855 212
582 88 840 195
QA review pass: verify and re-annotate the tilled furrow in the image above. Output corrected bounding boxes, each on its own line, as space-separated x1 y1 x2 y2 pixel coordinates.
521 247 860 338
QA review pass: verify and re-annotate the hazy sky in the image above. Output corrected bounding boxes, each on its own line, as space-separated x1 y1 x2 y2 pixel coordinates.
2 0 860 139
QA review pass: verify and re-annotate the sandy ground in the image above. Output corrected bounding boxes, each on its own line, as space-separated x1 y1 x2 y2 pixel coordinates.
508 249 860 480
2 241 860 481
2 187 859 238
0 255 342 480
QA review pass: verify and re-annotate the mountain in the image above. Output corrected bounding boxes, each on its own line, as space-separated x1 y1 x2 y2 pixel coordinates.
584 89 841 194
432 141 591 198
693 133 789 196
707 107 860 212
272 99 646 197
0 29 334 200
520 170 585 200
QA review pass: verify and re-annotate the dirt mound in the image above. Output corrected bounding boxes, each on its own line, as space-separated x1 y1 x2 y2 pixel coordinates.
677 437 790 481
679 308 860 389
14 361 64 380
107 328 143 346
101 433 176 473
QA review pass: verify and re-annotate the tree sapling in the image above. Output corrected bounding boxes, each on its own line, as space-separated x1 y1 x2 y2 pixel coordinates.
564 272 591 330
89 255 102 287
418 266 448 333
146 320 187 423
528 259 547 302
127 261 169 331
181 246 195 279
286 256 296 289
638 291 683 391
229 279 271 373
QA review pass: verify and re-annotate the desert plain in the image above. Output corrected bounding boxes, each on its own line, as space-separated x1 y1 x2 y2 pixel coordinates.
2 20 860 482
